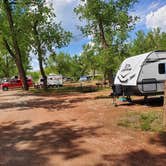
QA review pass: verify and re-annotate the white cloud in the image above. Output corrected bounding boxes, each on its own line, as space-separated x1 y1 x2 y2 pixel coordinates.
148 1 160 11
46 0 83 37
146 5 166 31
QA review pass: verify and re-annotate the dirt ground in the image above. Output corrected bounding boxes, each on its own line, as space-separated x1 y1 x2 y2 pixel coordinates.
0 89 166 166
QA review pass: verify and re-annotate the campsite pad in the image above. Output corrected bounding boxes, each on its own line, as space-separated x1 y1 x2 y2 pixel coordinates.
0 90 166 166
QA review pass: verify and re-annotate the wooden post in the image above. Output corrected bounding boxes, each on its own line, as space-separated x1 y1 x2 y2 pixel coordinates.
163 80 166 128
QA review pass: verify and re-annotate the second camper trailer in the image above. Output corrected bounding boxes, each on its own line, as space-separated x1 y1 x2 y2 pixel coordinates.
39 74 63 87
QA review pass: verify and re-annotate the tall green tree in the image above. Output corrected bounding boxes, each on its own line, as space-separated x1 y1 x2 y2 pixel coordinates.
70 55 87 80
26 0 71 89
0 0 29 90
75 0 138 81
80 44 100 79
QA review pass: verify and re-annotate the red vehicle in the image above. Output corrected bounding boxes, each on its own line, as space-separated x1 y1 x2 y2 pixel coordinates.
1 78 33 91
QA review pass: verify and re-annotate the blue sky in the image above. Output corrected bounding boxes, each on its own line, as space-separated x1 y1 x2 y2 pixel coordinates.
130 0 166 39
32 0 166 70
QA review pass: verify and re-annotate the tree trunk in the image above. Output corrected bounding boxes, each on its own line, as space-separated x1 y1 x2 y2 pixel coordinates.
163 80 166 128
98 17 109 49
3 0 28 90
98 17 112 83
103 71 107 82
92 68 96 80
33 22 47 90
15 57 29 90
38 53 47 90
108 69 114 87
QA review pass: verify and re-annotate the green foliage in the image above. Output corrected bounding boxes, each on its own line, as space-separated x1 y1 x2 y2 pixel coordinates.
26 0 72 59
118 111 163 132
80 44 100 77
129 28 166 55
75 0 138 40
47 52 73 75
69 55 87 80
47 51 95 81
27 71 40 82
0 51 17 78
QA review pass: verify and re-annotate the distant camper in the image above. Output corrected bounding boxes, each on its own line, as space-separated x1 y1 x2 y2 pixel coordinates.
40 74 63 87
113 50 166 97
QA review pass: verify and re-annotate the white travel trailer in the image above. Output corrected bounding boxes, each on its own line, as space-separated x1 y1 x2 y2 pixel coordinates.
39 74 63 87
113 50 166 97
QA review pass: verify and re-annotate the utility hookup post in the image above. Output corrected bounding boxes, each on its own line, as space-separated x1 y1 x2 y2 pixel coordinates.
163 80 166 129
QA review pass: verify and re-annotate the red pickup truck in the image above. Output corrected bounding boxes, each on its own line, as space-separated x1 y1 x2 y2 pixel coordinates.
1 78 33 91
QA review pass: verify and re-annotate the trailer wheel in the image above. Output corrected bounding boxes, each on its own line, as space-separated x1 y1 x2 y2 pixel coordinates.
126 96 132 102
48 85 51 88
2 87 8 91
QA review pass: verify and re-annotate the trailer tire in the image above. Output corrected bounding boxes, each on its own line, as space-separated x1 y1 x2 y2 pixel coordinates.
48 85 51 88
2 87 8 91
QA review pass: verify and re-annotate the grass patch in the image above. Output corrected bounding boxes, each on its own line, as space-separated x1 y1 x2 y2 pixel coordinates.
30 85 103 95
118 111 163 132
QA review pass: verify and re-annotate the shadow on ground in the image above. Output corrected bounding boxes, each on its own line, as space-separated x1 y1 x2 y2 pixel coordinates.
118 97 163 107
0 96 91 111
149 132 166 148
96 150 166 166
96 132 166 166
0 120 101 166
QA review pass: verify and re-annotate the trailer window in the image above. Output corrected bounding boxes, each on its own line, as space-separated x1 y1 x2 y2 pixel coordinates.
159 63 166 74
